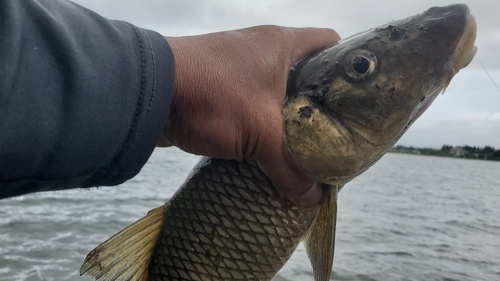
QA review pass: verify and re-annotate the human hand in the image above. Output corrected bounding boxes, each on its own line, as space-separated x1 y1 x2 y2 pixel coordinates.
158 26 340 208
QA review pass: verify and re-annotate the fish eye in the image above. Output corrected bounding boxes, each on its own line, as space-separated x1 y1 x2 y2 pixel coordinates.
344 49 378 81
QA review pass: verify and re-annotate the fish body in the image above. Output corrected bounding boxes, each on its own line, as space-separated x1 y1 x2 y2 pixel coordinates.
149 158 321 280
81 4 477 281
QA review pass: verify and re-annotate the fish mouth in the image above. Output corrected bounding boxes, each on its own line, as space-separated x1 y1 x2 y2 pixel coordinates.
444 15 477 89
408 14 477 126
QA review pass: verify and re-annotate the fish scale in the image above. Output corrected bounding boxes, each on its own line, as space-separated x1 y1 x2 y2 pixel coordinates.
149 158 319 281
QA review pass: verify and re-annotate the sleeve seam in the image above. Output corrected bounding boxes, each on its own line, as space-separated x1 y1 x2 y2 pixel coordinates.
111 22 148 170
144 28 156 116
116 24 158 172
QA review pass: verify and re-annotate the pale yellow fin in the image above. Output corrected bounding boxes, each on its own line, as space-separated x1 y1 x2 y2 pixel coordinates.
304 185 339 281
80 205 165 281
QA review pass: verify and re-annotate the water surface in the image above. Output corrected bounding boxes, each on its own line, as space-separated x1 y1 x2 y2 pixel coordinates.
1 148 499 280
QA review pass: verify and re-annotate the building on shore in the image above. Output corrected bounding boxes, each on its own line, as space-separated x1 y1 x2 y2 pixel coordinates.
449 147 468 157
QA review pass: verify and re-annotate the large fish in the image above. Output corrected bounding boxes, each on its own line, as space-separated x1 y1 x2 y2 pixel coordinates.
81 4 477 281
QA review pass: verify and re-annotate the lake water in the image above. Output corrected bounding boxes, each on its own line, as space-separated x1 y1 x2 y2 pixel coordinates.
1 148 499 281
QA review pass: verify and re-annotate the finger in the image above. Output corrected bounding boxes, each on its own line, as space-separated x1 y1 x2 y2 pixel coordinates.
257 148 323 208
288 27 340 64
253 103 323 208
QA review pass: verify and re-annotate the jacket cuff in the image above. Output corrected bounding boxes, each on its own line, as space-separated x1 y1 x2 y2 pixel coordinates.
95 27 175 186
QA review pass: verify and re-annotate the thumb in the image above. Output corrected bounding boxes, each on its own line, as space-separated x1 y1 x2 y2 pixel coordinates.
257 148 323 208
288 27 340 63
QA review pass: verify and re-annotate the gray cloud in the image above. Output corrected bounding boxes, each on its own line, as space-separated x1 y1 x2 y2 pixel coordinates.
399 112 500 148
72 0 500 148
73 0 499 66
73 0 500 70
401 67 500 148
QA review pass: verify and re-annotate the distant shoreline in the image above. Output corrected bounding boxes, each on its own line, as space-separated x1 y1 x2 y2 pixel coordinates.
390 145 500 162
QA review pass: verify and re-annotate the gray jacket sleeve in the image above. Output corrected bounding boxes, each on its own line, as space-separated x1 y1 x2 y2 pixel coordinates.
0 0 175 199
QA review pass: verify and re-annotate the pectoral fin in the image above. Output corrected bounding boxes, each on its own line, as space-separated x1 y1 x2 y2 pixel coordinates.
304 185 339 281
80 205 165 281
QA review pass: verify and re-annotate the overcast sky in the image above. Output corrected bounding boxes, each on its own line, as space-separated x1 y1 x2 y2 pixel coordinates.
74 0 500 149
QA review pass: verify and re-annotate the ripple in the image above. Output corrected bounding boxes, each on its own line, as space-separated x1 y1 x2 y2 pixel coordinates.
1 151 499 281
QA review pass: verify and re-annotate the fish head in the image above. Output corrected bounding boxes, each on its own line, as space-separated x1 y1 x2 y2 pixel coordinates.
284 4 477 185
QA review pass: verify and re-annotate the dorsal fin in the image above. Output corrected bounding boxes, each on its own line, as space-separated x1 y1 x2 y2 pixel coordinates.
80 205 165 280
304 185 339 281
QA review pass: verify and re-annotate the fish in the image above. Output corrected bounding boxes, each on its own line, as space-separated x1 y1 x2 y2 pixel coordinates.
80 4 477 281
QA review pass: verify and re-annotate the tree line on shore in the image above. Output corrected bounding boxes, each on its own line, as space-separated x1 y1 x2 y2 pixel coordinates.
390 145 500 161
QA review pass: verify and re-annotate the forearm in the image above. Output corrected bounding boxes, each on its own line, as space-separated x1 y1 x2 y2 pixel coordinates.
0 0 175 198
